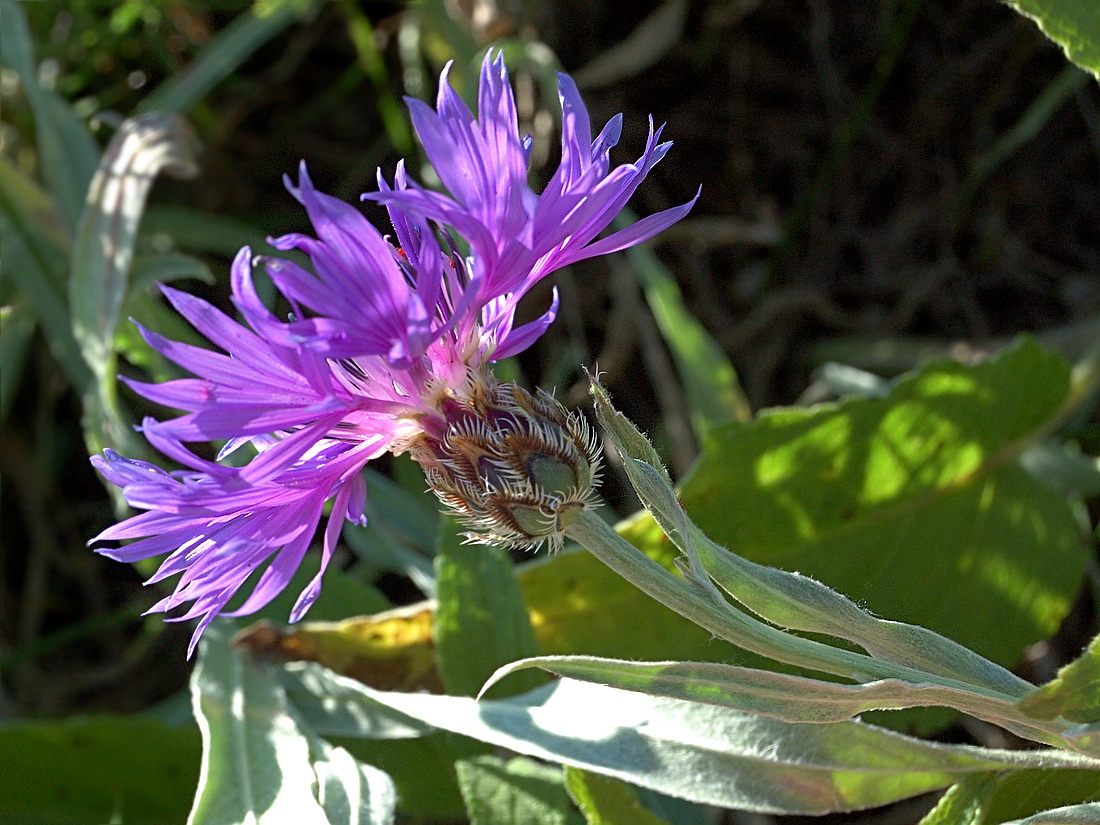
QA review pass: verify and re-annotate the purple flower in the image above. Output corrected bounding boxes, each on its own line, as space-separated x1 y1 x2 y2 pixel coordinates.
90 52 695 656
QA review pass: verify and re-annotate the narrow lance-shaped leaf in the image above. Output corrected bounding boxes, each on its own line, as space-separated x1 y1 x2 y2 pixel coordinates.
138 0 318 115
70 113 200 458
616 210 751 434
70 113 199 379
0 158 90 390
282 662 1100 816
0 0 99 233
483 655 1075 751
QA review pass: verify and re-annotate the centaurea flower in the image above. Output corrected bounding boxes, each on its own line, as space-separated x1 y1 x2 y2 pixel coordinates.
90 53 695 655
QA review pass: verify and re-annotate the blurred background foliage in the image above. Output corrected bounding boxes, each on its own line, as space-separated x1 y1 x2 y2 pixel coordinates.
1 0 1098 822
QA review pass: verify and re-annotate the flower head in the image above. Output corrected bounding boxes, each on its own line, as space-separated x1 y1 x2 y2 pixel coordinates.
91 52 695 655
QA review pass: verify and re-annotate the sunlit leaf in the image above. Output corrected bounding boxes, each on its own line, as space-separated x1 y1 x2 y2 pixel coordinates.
485 656 1062 746
622 339 1086 671
282 664 1098 815
188 625 395 825
918 775 999 825
1006 0 1100 79
564 767 673 825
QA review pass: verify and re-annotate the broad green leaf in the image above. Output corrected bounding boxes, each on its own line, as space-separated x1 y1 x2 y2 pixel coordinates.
282 663 1100 815
434 517 544 698
624 339 1086 670
590 376 1027 700
138 0 317 115
1019 635 1100 724
0 714 199 825
1006 0 1100 79
564 767 673 825
984 770 1100 824
188 624 396 825
456 756 582 825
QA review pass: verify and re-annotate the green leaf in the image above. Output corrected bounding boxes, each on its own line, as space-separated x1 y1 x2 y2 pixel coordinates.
0 158 90 390
188 624 396 825
635 338 1086 670
457 756 582 825
919 775 999 825
486 656 1062 745
281 664 482 819
70 113 200 459
984 770 1100 824
335 734 484 819
70 113 199 381
137 0 317 115
129 252 215 293
0 0 99 233
564 767 673 825
1019 635 1100 724
622 227 751 434
0 714 199 825
140 205 275 258
1006 0 1100 79
1001 804 1100 825
434 516 545 698
282 663 1100 815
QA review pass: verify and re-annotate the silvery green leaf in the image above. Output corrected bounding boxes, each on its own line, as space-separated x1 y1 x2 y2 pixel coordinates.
280 662 1098 815
189 624 396 825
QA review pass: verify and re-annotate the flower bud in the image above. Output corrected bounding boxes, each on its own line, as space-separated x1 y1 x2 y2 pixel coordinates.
408 373 602 551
